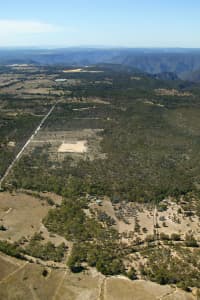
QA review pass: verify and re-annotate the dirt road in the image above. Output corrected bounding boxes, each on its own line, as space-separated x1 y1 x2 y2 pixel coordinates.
0 103 57 189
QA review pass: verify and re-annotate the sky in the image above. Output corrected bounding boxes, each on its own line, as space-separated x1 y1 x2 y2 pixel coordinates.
0 0 199 48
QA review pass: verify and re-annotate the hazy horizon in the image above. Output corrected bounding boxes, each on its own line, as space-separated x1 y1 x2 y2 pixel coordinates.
1 46 200 51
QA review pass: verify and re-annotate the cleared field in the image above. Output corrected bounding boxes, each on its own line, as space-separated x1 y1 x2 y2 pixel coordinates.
26 129 105 161
0 256 66 300
0 74 24 87
0 254 22 281
58 140 87 153
105 278 195 300
8 64 39 72
63 68 83 73
63 68 103 73
0 75 64 96
0 192 52 241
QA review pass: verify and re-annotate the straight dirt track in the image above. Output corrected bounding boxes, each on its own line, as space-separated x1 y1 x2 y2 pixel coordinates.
0 102 57 189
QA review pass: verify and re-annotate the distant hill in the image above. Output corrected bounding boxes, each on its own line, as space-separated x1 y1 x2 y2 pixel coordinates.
181 69 200 82
1 48 200 79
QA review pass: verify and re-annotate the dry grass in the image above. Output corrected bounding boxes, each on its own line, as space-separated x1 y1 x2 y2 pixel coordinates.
0 254 21 281
0 75 63 96
0 253 103 300
0 192 51 241
105 278 195 300
0 256 66 300
0 252 197 299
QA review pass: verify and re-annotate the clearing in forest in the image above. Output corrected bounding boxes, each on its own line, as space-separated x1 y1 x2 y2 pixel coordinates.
58 140 87 153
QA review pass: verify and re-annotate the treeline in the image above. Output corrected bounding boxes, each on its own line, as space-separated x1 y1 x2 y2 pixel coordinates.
141 247 200 290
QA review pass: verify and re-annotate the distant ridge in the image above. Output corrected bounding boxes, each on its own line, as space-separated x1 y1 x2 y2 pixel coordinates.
1 48 200 79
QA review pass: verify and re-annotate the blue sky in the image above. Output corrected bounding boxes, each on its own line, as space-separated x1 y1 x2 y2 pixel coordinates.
0 0 199 47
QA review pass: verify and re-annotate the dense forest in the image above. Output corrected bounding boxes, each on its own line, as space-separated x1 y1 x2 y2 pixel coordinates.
7 70 200 203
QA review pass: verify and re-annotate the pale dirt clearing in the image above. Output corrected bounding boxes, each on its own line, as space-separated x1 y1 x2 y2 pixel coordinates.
131 76 142 80
63 68 103 73
58 140 88 153
55 79 67 82
144 100 165 107
63 68 83 73
155 89 192 97
7 141 16 147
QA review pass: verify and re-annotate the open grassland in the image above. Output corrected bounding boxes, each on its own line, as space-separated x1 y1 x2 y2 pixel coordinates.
0 192 52 241
0 252 197 300
105 278 196 300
